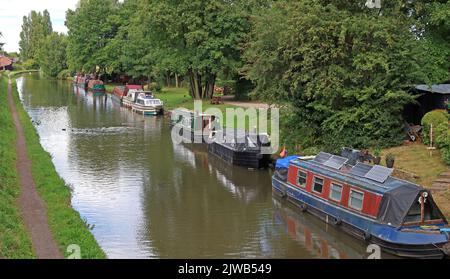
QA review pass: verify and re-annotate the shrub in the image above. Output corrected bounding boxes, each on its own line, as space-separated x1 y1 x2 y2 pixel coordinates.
421 110 448 145
435 123 449 149
21 59 39 70
148 82 162 92
57 69 72 80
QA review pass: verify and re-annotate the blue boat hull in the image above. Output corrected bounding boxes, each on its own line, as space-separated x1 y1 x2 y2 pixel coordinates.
272 177 450 259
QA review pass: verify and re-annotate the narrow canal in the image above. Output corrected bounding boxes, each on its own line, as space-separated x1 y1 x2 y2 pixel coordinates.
16 74 374 259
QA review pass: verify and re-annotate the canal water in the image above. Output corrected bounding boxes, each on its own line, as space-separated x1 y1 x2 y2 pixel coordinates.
16 74 373 259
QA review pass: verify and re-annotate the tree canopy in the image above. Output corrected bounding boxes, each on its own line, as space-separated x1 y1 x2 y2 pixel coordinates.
37 33 67 77
19 10 53 62
15 0 449 151
242 0 449 151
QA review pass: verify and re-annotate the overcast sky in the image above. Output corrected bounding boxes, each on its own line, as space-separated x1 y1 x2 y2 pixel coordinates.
0 0 78 52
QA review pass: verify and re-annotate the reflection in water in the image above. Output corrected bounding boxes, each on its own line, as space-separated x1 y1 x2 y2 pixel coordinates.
272 198 368 259
16 73 370 259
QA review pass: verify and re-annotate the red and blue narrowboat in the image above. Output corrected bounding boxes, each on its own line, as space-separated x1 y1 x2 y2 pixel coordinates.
272 152 450 258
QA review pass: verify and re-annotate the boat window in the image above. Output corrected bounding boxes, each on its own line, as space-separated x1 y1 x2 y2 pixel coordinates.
297 170 307 188
313 177 324 194
330 183 343 202
349 190 364 211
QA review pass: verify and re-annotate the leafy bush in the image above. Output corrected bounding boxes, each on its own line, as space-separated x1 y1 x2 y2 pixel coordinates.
148 82 162 92
57 69 72 80
442 147 450 165
421 110 448 145
21 59 39 70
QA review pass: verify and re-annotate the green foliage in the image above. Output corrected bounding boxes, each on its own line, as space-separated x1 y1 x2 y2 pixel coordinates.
21 59 39 70
65 0 120 73
147 82 162 92
57 69 73 80
0 77 35 258
243 0 445 152
19 10 53 62
421 110 448 145
10 80 106 258
38 33 67 77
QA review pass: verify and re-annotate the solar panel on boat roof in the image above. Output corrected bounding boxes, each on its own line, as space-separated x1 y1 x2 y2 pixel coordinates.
349 163 373 177
314 152 333 164
364 165 394 184
323 155 348 170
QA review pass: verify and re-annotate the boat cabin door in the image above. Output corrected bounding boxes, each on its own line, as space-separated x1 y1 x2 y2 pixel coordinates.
202 115 216 137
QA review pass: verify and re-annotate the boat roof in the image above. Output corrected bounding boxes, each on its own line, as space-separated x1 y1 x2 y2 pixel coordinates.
126 85 142 90
291 153 423 195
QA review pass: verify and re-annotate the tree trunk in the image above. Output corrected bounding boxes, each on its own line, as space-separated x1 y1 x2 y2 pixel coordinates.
204 73 216 100
147 74 152 89
188 69 202 99
175 73 179 88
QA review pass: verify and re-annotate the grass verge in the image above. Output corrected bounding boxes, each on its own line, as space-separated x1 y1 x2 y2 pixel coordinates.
0 75 35 259
9 77 106 259
382 143 450 219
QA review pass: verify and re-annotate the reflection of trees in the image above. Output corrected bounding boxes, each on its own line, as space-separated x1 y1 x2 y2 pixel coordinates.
18 75 76 107
140 141 277 258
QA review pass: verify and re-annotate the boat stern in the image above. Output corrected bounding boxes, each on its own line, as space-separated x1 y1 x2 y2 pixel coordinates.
443 242 450 257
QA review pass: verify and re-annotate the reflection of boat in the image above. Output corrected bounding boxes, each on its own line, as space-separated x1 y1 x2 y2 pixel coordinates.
273 196 368 259
272 153 450 259
170 109 217 143
207 151 271 203
74 75 88 89
208 129 272 169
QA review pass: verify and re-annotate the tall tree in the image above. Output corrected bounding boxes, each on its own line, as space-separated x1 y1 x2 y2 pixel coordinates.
137 0 254 99
243 0 440 151
19 10 53 62
37 33 67 77
65 0 120 73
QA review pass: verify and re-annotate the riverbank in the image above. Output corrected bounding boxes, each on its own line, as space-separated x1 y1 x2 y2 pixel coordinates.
0 74 105 259
382 143 450 219
0 74 34 258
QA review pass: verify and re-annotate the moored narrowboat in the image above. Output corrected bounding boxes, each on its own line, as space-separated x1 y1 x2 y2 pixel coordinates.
272 152 450 258
208 129 272 169
170 108 218 143
87 79 106 93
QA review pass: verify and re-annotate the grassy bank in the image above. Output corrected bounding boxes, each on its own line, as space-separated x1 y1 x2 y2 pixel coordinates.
154 87 267 131
0 75 35 258
382 143 450 219
9 77 106 259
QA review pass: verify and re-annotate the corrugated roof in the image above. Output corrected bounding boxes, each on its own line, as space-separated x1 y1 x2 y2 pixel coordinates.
292 158 422 195
415 84 450 94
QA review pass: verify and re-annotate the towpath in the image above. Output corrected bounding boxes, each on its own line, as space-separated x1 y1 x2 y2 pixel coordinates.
7 78 62 259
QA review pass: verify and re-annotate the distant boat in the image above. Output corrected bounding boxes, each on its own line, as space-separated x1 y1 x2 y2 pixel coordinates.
272 152 450 259
207 129 272 169
87 79 105 93
124 91 163 116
